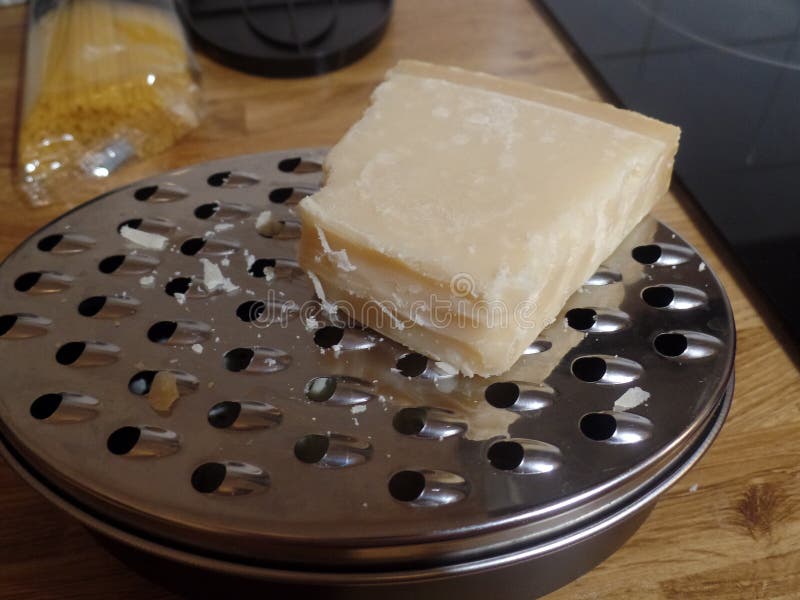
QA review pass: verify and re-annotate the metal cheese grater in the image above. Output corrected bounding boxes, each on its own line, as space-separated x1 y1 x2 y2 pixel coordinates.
0 148 734 599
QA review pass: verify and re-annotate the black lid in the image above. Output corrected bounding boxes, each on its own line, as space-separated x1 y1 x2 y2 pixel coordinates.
178 0 393 77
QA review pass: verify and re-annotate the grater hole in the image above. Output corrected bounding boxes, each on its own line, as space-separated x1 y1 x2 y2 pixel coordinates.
107 426 141 455
236 301 265 323
37 234 62 252
98 255 125 274
313 326 344 349
180 238 206 256
183 237 239 256
566 308 597 331
56 342 86 366
396 353 428 377
206 171 259 188
134 185 157 201
30 393 62 420
278 157 301 173
78 296 106 317
53 341 119 367
14 271 73 294
642 286 674 308
14 272 41 292
208 401 242 428
269 187 294 203
117 218 143 233
488 441 525 471
207 172 230 187
165 277 192 296
129 371 157 395
191 462 227 493
0 314 53 339
249 258 276 278
586 266 622 286
654 333 688 357
571 356 607 382
97 254 158 276
34 233 94 254
305 377 337 402
580 413 617 441
0 315 17 337
147 321 178 343
392 408 426 435
389 471 426 502
294 434 330 464
223 347 290 374
224 348 254 372
194 203 220 219
484 382 520 409
632 244 662 264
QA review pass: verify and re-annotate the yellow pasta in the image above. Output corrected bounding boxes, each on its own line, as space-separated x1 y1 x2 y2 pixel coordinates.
19 0 201 205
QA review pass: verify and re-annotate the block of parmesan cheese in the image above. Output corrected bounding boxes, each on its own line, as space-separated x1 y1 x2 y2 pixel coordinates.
298 60 680 377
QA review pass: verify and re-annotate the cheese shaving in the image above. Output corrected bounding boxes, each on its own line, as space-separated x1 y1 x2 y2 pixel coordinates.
120 225 168 250
613 387 650 411
316 226 356 272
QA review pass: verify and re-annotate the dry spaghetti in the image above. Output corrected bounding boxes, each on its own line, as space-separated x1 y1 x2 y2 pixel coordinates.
19 0 201 205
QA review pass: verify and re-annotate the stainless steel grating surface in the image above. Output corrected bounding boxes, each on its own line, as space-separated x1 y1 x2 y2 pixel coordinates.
0 148 734 569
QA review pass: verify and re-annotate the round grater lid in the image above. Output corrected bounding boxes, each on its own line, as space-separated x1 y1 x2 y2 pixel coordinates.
0 148 734 569
178 0 392 77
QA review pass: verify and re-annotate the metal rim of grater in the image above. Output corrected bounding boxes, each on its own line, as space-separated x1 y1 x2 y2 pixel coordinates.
0 148 734 571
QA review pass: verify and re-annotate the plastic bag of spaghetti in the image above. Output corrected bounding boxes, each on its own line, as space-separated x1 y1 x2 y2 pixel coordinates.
18 0 201 206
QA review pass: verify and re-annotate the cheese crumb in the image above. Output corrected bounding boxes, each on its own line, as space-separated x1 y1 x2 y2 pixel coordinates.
139 275 155 287
120 225 168 250
214 223 235 232
200 258 239 293
304 314 320 332
244 249 256 269
688 483 699 493
148 371 179 414
174 292 186 305
698 262 706 272
307 271 338 316
191 343 203 354
255 211 282 237
351 405 367 414
613 387 650 411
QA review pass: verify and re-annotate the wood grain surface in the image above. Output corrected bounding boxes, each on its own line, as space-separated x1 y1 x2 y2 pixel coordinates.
1 1 799 598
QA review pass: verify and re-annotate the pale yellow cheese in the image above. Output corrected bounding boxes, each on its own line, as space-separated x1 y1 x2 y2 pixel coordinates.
298 61 680 377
